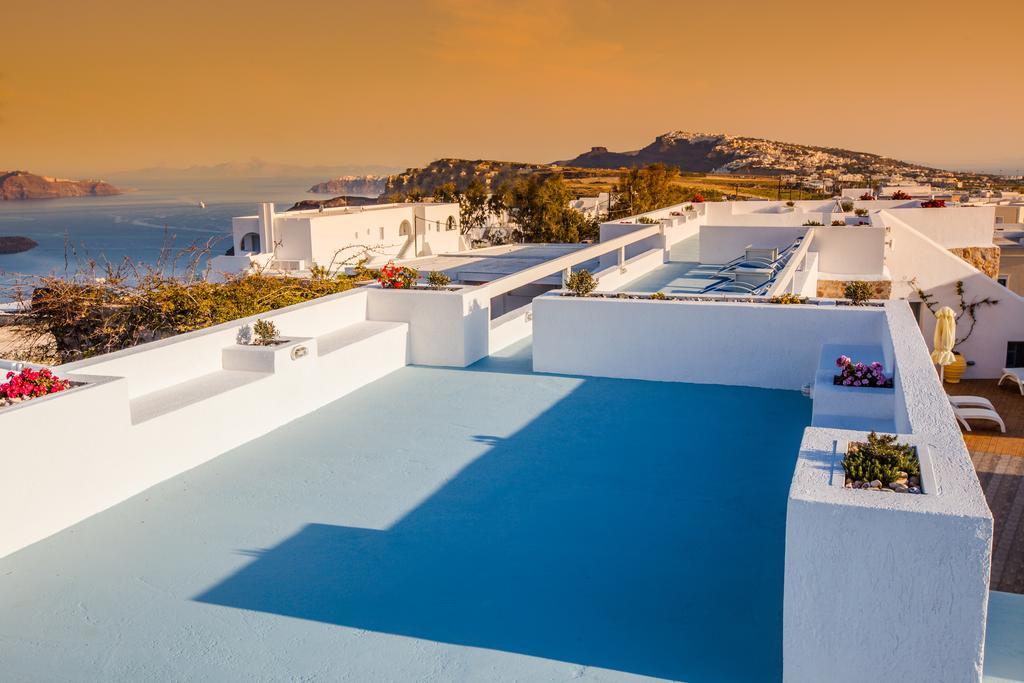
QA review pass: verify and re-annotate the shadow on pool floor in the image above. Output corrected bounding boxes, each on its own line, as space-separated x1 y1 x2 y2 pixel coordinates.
196 371 808 682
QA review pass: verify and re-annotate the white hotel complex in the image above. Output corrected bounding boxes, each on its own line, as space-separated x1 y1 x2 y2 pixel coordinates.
2 194 1023 681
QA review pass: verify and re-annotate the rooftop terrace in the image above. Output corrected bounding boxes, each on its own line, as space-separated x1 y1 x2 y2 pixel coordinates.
0 341 814 680
1 341 1021 681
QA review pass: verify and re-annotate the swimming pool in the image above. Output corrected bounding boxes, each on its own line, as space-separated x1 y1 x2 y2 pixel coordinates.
0 341 1018 681
614 235 728 295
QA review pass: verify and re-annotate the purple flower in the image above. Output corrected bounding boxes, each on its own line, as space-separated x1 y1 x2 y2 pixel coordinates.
853 380 862 386
844 378 853 385
836 355 851 368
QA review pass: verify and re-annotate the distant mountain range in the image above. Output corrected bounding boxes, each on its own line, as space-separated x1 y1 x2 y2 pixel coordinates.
0 171 120 201
114 159 400 180
553 131 981 178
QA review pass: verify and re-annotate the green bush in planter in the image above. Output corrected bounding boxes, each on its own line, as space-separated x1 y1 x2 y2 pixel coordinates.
844 281 874 305
565 270 597 297
843 432 919 485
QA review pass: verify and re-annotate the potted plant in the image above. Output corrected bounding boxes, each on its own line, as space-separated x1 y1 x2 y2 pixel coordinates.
252 319 283 346
377 261 419 289
915 280 998 383
854 208 869 217
770 293 806 305
564 269 597 297
842 432 922 493
890 190 912 200
920 199 946 208
843 281 873 306
834 355 892 388
831 220 846 226
859 193 874 201
426 271 452 290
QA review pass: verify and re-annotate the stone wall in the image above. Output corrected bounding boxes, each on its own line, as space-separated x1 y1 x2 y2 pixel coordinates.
950 246 1000 280
816 279 893 299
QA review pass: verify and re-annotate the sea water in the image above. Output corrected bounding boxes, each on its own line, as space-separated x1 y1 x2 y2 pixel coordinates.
0 176 329 299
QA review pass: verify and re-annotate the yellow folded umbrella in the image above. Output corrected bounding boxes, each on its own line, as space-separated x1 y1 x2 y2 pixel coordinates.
930 306 956 366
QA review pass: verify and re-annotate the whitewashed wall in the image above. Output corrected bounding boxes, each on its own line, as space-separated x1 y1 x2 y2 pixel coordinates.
0 288 410 558
784 303 992 683
366 287 489 367
885 212 1023 378
532 295 889 389
698 226 806 264
892 206 995 248
811 226 886 276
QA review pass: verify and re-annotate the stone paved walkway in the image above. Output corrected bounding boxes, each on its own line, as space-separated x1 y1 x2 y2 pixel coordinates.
948 379 1024 594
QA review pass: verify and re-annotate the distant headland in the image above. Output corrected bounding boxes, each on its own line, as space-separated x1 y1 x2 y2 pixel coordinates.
0 236 39 254
0 171 121 200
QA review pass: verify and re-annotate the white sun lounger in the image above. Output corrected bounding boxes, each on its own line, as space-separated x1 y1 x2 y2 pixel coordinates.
953 406 1006 433
998 368 1024 395
948 395 996 411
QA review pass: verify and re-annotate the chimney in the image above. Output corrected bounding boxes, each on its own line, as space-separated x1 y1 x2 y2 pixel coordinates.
258 202 275 254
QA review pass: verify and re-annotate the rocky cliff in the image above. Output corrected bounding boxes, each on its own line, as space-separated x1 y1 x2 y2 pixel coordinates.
308 175 388 197
0 171 121 200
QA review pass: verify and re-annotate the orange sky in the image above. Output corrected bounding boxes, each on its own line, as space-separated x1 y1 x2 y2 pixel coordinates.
3 0 1023 177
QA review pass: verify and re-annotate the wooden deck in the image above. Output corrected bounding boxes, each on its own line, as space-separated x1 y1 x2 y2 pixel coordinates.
947 379 1024 594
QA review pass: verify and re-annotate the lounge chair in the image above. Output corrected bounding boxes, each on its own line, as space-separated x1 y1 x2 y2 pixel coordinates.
718 237 803 275
953 406 1006 433
948 395 996 411
998 368 1024 395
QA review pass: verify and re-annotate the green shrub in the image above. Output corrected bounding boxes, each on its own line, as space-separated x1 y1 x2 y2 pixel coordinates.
802 221 824 226
565 269 597 297
648 291 667 300
840 200 854 212
252 319 279 345
831 220 846 226
637 216 659 224
770 293 806 305
854 208 869 217
26 272 358 362
843 281 874 306
427 271 452 290
842 432 919 485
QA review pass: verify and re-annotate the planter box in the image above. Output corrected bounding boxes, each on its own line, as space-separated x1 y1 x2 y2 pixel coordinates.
222 337 317 374
831 439 937 495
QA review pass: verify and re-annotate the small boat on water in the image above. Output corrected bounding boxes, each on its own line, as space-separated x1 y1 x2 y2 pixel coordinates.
198 201 207 209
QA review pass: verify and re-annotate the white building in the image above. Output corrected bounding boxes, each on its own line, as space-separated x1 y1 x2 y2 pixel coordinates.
568 192 610 218
210 201 464 278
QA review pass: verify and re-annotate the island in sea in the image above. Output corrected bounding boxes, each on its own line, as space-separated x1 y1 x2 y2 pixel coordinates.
0 171 121 200
0 236 39 254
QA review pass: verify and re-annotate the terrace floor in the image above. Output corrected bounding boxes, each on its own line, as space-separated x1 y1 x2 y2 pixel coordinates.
0 345 1021 681
947 379 1024 595
0 340 811 682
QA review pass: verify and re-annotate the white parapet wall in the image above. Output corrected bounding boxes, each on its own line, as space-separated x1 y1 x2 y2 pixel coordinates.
532 295 892 390
784 302 992 683
366 286 490 367
0 288 411 558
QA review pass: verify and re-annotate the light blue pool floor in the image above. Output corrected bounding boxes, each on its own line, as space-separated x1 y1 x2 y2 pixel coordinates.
0 340 1020 682
615 235 726 295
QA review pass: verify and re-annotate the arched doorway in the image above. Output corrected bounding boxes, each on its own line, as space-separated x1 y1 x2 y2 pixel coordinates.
240 232 261 253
